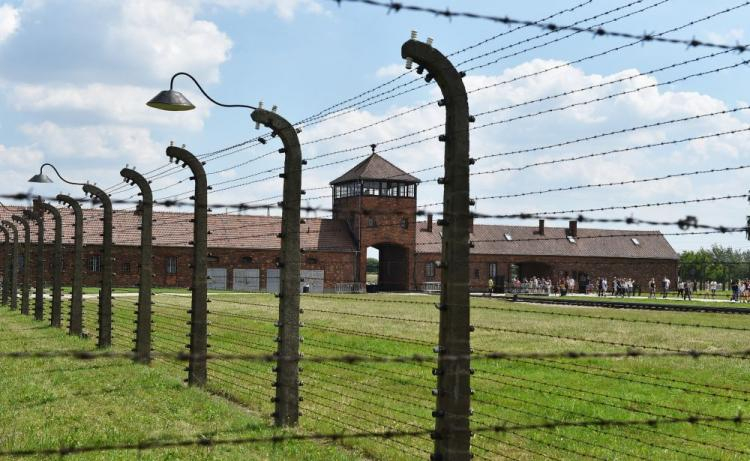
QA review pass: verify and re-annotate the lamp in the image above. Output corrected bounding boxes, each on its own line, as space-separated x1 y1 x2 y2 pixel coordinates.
28 163 87 186
147 72 256 112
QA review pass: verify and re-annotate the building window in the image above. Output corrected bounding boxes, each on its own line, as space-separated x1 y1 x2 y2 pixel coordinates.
425 262 435 278
241 256 254 264
89 255 102 273
489 263 497 278
166 257 177 274
631 238 640 246
367 217 377 228
474 268 480 279
566 235 576 244
363 181 381 196
122 262 131 274
504 233 512 241
400 217 409 229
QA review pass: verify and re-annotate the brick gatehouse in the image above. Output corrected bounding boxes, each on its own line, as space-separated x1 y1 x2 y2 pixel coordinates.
0 153 678 292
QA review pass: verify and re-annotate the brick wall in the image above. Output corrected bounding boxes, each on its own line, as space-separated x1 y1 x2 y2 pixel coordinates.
0 244 357 290
414 252 678 292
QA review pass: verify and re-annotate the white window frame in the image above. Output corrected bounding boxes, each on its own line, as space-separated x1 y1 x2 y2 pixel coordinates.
166 256 177 275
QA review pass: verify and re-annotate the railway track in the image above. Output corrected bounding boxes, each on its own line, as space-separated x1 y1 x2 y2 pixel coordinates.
497 295 750 315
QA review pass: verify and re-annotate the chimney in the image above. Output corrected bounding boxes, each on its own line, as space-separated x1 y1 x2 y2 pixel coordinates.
568 220 577 238
422 213 433 232
537 219 545 235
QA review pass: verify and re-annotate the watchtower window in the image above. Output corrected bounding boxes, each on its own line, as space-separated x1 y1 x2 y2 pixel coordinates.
334 180 416 198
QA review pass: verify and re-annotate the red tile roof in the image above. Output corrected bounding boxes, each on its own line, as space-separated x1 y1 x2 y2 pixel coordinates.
416 222 679 260
330 153 420 184
0 206 356 252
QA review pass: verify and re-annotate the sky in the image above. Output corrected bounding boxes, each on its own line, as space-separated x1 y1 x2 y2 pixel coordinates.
0 0 749 254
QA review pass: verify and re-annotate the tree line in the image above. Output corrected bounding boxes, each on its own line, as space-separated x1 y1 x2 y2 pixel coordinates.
679 245 750 287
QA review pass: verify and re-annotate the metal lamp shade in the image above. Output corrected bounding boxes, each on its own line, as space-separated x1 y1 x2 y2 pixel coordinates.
146 90 196 111
28 173 53 183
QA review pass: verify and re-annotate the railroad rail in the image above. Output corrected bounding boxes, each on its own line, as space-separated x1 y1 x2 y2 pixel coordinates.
499 295 750 315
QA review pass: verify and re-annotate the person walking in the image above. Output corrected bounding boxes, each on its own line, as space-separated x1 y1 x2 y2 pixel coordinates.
487 277 495 297
683 280 692 301
648 278 656 298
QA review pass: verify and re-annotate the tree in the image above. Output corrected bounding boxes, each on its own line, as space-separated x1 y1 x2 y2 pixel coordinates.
679 245 750 288
366 257 379 273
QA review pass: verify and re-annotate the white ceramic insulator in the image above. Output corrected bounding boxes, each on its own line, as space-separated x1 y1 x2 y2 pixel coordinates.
255 101 264 129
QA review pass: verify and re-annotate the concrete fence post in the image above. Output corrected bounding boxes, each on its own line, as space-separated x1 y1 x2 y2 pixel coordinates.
121 167 153 364
36 200 63 328
166 145 208 387
402 36 472 461
12 215 32 316
23 209 45 321
0 226 9 306
57 195 84 337
251 108 303 427
83 185 113 348
1 221 18 311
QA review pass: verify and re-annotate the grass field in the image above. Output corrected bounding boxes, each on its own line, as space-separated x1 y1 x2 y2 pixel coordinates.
4 289 750 459
0 308 357 460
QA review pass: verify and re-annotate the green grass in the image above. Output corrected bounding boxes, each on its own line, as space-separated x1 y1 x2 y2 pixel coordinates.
8 290 750 459
0 309 359 460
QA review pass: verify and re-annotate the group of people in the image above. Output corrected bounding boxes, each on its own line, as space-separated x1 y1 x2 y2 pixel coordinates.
730 280 750 302
506 276 578 296
507 277 553 295
593 277 640 297
495 274 747 301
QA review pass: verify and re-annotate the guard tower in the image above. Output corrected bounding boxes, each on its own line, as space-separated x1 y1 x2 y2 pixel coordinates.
331 150 420 290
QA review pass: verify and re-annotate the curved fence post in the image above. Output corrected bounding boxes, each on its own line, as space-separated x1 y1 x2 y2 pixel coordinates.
1 221 18 311
121 167 153 364
402 36 472 461
36 200 63 328
57 195 84 337
252 107 303 427
23 209 45 321
12 215 32 316
83 184 113 348
166 145 208 387
1 226 9 306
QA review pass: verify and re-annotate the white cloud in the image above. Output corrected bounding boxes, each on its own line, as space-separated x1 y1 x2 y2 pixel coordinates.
706 28 744 45
19 122 164 166
7 83 210 130
108 0 232 83
0 143 43 166
0 4 20 43
375 63 406 79
201 0 323 20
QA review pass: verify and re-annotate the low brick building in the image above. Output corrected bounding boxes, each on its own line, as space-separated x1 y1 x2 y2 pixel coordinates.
0 153 678 291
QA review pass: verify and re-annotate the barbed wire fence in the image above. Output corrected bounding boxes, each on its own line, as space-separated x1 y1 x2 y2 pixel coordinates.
2 1 750 459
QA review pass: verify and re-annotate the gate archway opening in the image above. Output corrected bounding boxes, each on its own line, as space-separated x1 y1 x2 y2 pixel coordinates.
371 243 409 291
